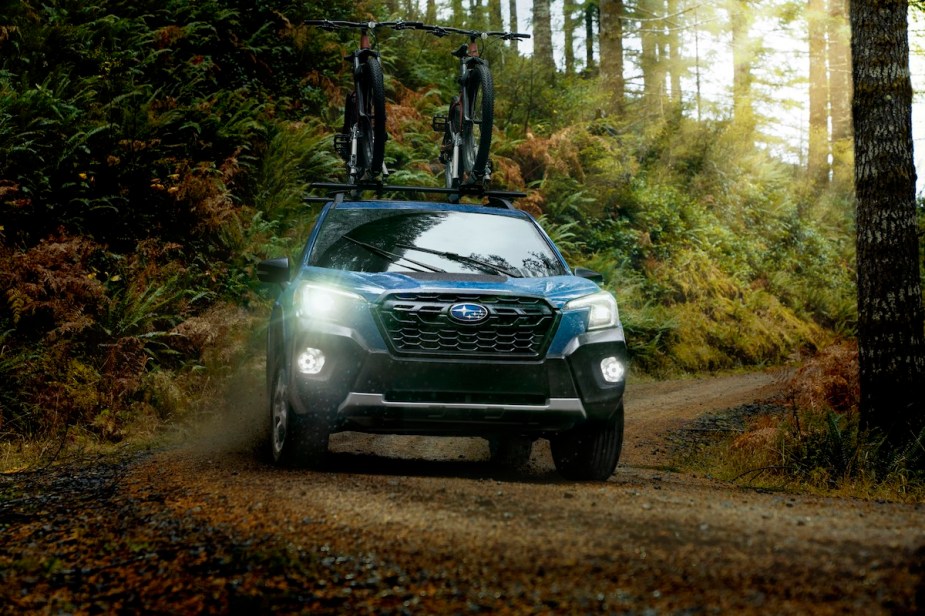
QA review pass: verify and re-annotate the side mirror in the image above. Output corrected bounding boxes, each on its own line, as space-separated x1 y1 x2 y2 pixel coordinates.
573 267 604 284
257 257 290 284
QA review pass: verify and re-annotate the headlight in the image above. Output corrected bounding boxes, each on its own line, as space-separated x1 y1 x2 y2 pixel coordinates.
566 291 619 330
295 283 365 319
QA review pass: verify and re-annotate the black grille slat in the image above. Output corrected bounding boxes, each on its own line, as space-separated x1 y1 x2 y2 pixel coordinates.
377 293 557 359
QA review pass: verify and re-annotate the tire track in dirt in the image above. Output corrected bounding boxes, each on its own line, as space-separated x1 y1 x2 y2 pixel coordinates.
139 369 923 613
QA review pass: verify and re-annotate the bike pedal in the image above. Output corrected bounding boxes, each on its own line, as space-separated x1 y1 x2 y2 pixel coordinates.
432 115 448 133
333 133 350 159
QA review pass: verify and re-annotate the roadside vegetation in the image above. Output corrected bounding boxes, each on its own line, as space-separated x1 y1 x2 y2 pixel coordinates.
2 1 918 497
676 342 925 500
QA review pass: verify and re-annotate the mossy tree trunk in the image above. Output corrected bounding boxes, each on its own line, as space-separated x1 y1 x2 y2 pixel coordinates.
667 0 681 109
730 0 755 134
564 0 577 75
829 0 853 189
489 0 503 29
451 0 465 26
585 2 598 71
599 0 624 111
509 0 520 52
808 0 830 188
639 0 664 113
533 0 556 79
851 0 925 448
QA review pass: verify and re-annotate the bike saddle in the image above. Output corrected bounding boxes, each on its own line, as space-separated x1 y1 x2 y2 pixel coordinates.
451 43 469 58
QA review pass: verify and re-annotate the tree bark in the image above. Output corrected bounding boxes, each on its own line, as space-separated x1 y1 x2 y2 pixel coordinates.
808 0 830 187
533 0 556 79
489 0 503 29
851 0 925 446
585 2 598 71
564 0 577 75
829 0 853 188
426 0 437 23
470 0 487 30
451 0 465 26
667 0 681 107
730 0 755 133
599 0 624 111
639 0 663 112
509 0 520 52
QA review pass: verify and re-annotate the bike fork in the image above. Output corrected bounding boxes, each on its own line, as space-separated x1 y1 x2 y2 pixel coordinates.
348 124 360 183
452 134 460 182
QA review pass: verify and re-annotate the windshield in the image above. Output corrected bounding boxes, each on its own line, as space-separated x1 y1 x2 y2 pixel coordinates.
309 209 568 278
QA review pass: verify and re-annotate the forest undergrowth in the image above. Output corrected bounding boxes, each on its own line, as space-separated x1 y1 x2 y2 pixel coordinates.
0 1 882 489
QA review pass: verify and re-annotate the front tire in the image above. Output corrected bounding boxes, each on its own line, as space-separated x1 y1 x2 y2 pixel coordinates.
460 63 494 184
357 57 386 179
551 405 624 481
269 367 329 468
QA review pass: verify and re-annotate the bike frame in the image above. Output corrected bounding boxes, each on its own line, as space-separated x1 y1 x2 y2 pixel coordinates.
345 28 380 180
447 36 488 185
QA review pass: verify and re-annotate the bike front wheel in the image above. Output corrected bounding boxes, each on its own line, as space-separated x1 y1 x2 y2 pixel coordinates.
357 56 387 180
460 63 494 185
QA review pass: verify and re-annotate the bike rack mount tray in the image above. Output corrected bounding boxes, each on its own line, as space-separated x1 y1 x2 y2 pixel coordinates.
306 182 527 209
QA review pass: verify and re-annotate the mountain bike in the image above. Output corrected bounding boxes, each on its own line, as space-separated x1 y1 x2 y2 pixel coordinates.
306 20 419 184
417 25 530 190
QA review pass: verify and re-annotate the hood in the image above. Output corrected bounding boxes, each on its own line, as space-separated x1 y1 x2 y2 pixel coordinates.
298 268 603 308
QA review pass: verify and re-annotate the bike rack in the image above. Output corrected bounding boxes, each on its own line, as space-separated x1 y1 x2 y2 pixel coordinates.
306 182 527 209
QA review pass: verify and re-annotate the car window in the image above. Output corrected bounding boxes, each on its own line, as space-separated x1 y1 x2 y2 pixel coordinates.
309 209 567 278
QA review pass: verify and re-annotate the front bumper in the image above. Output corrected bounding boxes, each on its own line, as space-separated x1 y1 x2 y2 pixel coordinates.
286 314 627 436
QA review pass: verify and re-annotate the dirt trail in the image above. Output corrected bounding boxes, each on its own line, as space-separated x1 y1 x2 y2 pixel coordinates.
623 370 788 467
2 371 923 614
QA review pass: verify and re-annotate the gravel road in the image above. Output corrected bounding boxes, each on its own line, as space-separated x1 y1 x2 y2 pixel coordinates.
2 371 923 613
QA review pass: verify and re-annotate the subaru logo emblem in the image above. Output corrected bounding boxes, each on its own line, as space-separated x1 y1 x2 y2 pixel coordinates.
449 303 489 324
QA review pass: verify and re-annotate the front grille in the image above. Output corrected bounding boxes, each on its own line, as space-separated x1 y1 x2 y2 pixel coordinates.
376 293 557 359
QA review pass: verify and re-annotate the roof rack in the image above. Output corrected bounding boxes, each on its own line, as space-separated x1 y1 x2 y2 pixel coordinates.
305 182 527 210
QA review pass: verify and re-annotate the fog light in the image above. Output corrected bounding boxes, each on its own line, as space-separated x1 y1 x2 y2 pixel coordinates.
297 347 326 375
600 356 625 383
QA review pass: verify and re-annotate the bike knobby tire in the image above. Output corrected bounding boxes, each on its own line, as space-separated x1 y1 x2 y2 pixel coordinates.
358 56 387 179
461 63 494 184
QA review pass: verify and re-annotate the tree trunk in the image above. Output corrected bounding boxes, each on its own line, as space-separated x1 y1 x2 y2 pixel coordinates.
470 0 487 30
667 0 682 108
426 0 437 23
451 0 465 26
599 0 624 111
730 0 755 133
533 0 556 79
829 0 853 189
509 0 520 52
639 0 664 112
489 0 503 29
851 0 925 446
564 0 577 75
586 2 597 71
808 0 830 188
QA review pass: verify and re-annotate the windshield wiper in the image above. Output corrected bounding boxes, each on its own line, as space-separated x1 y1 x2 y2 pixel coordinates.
341 235 446 274
395 243 521 278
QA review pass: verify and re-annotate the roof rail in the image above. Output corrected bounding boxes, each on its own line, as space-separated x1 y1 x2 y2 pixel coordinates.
306 182 527 210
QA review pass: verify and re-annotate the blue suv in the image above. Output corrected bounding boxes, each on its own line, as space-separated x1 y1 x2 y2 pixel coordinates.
257 191 628 480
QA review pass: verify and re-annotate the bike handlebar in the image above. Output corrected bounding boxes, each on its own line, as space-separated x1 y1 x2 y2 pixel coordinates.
305 19 530 40
305 19 424 31
413 24 531 40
